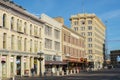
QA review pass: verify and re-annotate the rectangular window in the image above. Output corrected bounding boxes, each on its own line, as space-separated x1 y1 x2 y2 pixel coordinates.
88 38 92 42
3 33 7 49
54 41 60 51
88 20 92 24
30 39 32 53
11 35 14 50
88 32 92 36
81 26 85 31
45 38 52 49
54 29 60 39
88 26 92 30
45 25 52 36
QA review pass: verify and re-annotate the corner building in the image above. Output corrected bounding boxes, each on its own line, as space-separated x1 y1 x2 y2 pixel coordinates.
70 14 106 70
0 0 45 79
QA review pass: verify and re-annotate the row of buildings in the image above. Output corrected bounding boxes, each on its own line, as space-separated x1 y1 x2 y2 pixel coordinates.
0 0 106 79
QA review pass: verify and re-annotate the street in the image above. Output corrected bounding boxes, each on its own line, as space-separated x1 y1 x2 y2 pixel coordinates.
17 68 120 80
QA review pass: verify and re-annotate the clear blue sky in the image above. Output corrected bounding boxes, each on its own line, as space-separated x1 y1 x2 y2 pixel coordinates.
12 0 120 54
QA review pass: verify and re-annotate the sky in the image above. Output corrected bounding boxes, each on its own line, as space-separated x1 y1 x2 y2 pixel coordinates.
12 0 120 54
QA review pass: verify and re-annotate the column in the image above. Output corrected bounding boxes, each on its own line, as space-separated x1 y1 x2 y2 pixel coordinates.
21 56 24 76
27 56 30 76
13 56 16 75
7 55 11 78
0 54 2 79
37 59 40 76
41 57 45 75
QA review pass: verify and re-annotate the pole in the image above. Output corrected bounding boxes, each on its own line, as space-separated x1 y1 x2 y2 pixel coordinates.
40 60 42 77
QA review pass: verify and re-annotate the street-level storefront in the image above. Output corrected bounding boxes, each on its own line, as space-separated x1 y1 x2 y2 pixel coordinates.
45 61 67 76
0 51 44 79
64 57 87 74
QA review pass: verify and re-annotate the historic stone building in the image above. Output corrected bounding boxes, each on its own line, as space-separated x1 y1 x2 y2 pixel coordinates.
0 0 45 79
70 14 106 70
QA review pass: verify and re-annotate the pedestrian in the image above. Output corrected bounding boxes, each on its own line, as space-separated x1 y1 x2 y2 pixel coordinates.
31 68 34 76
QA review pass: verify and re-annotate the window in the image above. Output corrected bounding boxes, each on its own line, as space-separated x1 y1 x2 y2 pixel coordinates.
30 39 32 52
34 40 38 52
88 26 92 30
54 41 60 51
81 32 85 36
17 19 21 31
30 24 32 35
54 29 60 39
88 32 92 36
17 36 22 51
81 26 85 31
88 20 92 24
39 28 41 38
74 27 78 31
88 38 92 42
74 21 78 25
3 14 7 28
11 35 14 50
24 22 27 34
45 38 52 49
45 25 52 36
11 17 14 30
3 33 7 49
88 44 92 48
34 26 38 36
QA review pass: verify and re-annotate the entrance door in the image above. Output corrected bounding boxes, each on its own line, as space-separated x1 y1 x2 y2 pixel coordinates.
16 56 21 75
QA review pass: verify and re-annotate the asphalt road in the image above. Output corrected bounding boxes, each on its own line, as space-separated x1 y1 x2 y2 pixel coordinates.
17 68 120 80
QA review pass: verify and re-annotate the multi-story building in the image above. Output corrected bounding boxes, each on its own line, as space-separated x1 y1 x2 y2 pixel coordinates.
55 17 86 74
0 0 45 79
62 25 85 74
40 14 65 76
70 14 106 70
110 50 120 67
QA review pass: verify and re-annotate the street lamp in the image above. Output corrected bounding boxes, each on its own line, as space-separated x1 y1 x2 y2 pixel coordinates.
37 51 44 77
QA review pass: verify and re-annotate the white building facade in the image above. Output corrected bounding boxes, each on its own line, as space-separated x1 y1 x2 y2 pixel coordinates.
40 14 64 76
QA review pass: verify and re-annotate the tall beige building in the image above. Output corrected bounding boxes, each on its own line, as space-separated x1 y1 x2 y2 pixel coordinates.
70 14 106 70
0 0 45 79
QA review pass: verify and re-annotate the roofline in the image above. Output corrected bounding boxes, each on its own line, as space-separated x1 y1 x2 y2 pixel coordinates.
0 0 45 24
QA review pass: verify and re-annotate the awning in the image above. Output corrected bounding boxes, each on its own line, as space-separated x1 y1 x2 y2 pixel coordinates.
45 61 67 65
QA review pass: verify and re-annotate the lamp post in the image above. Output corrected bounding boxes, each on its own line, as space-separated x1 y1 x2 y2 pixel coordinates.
37 51 44 77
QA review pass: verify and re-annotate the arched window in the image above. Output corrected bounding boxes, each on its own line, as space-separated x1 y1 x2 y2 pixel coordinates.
24 22 27 34
30 24 32 35
17 19 19 31
11 17 14 30
3 33 7 49
3 14 7 28
11 35 14 50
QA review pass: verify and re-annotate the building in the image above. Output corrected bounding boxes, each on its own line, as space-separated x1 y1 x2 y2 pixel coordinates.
70 14 106 70
55 17 86 74
110 50 120 67
62 25 86 74
40 14 66 76
0 0 45 79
